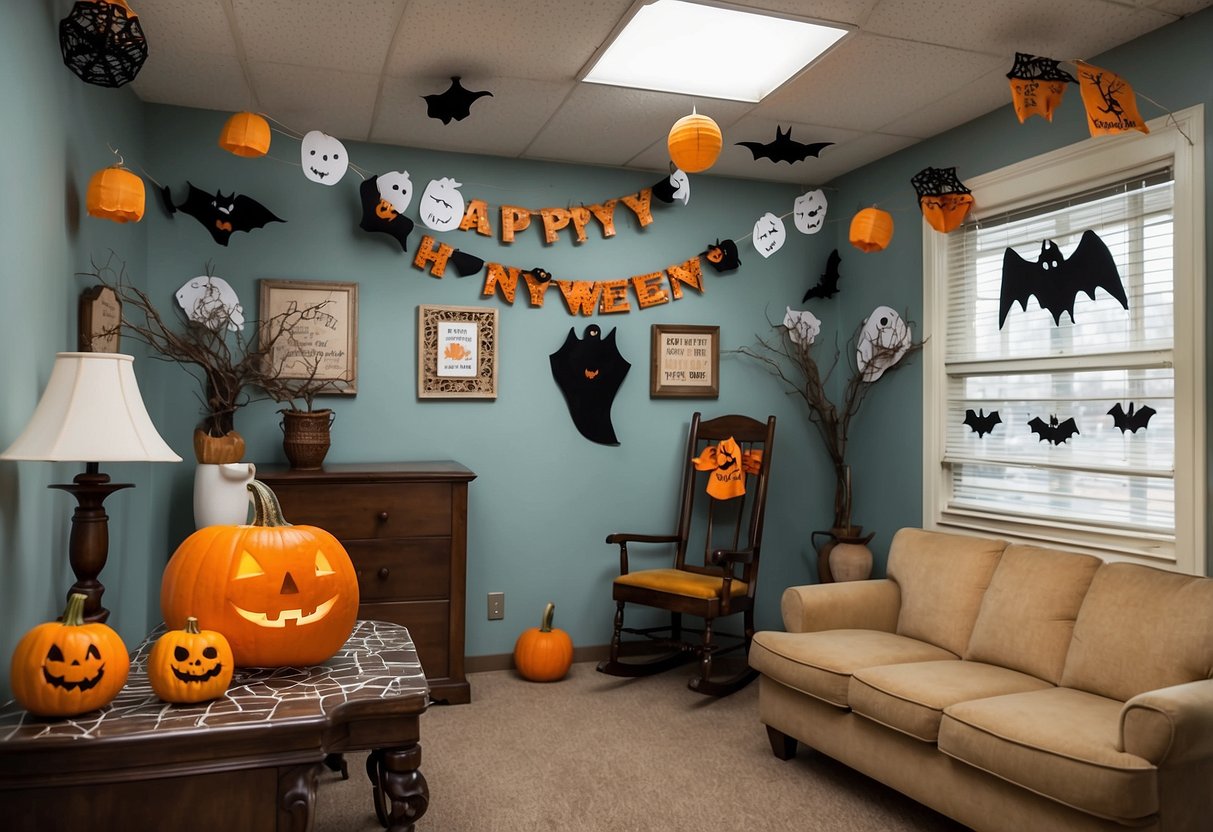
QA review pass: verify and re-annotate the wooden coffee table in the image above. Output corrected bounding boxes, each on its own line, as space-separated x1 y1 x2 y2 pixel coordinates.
0 620 430 831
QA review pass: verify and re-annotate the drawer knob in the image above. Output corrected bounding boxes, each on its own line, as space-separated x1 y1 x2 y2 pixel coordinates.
378 511 389 522
378 567 390 581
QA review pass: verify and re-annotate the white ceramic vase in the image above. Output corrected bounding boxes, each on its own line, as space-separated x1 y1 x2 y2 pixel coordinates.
193 462 256 529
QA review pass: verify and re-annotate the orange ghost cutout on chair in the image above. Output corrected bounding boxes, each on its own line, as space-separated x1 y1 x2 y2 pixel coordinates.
693 437 762 500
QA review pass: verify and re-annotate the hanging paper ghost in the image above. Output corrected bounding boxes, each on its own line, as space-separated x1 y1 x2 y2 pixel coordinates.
171 182 284 246
803 249 842 302
423 76 493 124
704 239 741 273
376 170 413 214
794 189 827 234
300 131 350 185
856 306 912 382
999 230 1127 328
175 275 244 332
910 167 974 233
419 178 466 232
652 169 690 205
1076 62 1149 136
783 307 821 346
692 437 762 500
358 176 414 251
549 324 630 446
752 213 786 259
1006 53 1075 123
59 0 148 88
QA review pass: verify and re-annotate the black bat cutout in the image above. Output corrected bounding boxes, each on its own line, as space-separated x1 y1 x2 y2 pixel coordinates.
963 408 1002 438
999 229 1127 328
1028 414 1080 445
174 182 284 246
803 249 842 301
1108 402 1156 433
449 249 485 277
358 176 414 252
704 238 741 273
423 76 493 124
549 324 630 446
736 126 832 165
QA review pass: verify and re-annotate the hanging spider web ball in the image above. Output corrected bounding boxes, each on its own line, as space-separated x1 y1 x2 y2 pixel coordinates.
59 1 149 88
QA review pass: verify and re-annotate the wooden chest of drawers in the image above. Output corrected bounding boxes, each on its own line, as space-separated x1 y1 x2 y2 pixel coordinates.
257 461 476 704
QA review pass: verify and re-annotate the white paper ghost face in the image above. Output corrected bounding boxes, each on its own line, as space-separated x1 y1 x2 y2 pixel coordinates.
175 276 244 332
856 305 912 382
670 169 690 205
794 189 828 234
301 131 349 186
752 212 786 259
419 178 465 231
376 171 413 214
783 306 821 346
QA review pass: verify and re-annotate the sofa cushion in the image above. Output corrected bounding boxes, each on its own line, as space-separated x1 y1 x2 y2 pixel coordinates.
850 660 1053 743
1061 562 1213 702
964 544 1102 684
939 688 1156 821
749 629 955 708
886 528 1006 655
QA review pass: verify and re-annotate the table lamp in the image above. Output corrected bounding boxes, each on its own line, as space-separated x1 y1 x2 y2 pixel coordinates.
1 352 181 622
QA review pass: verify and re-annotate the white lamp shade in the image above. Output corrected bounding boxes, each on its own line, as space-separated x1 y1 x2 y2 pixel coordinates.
1 352 181 463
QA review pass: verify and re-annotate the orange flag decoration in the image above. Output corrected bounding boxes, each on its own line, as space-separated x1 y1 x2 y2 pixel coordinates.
1077 62 1148 136
692 437 762 500
1006 53 1075 123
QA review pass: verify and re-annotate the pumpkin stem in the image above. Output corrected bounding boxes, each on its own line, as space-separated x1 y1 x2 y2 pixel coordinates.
62 593 87 627
540 602 555 633
185 616 201 635
247 479 293 528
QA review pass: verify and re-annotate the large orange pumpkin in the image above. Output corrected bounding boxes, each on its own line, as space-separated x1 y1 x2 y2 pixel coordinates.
148 616 234 703
161 479 359 667
10 593 130 717
513 602 573 682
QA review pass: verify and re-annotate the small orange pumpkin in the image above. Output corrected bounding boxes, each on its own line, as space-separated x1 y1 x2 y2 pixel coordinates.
849 207 894 253
86 165 145 223
10 593 130 717
218 112 271 158
148 616 234 703
668 112 722 174
513 602 573 682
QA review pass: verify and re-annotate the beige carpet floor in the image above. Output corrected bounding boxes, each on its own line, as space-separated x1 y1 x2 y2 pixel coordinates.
314 662 971 831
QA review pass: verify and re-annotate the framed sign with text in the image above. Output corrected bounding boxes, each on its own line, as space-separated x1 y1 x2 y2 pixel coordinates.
650 324 719 398
259 279 358 395
418 305 498 398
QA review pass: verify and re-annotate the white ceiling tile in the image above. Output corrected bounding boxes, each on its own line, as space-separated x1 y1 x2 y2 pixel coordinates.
127 0 237 56
878 67 1012 138
249 62 379 141
805 133 923 184
128 49 253 114
231 0 408 74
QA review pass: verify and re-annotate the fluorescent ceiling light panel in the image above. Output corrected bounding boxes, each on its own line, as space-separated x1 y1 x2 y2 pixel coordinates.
583 0 848 103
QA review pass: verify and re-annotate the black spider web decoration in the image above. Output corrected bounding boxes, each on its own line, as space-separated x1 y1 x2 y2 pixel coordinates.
910 167 971 199
1006 53 1076 84
59 1 148 89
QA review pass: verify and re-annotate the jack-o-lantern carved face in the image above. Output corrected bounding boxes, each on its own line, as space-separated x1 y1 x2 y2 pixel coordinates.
227 545 343 629
752 212 786 259
794 189 827 234
419 177 465 231
704 238 740 272
148 617 234 703
43 641 106 691
301 130 349 186
377 170 413 214
171 643 224 683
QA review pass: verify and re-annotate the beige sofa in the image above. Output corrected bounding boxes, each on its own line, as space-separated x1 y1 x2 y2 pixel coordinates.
750 528 1213 832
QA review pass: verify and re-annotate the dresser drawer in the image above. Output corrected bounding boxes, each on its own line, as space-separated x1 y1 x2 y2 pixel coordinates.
360 601 450 680
270 482 452 540
348 538 450 602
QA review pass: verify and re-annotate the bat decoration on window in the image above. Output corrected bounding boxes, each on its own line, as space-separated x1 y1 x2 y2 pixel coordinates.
803 249 842 301
423 76 493 124
704 239 741 273
1028 414 1080 445
999 230 1127 328
963 408 1002 438
1108 402 1156 433
170 182 284 246
736 126 833 165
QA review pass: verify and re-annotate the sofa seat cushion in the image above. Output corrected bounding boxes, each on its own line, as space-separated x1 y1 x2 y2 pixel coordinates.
850 660 1053 743
939 687 1157 821
749 629 956 708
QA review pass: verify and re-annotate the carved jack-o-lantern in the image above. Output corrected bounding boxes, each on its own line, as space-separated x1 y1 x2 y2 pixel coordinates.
149 616 234 703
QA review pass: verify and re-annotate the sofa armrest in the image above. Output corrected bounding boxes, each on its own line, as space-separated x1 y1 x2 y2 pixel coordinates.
1119 678 1213 765
780 579 900 634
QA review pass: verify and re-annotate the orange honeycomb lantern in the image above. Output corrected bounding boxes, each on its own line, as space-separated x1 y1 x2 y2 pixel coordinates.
668 112 722 174
849 207 894 253
86 166 145 223
218 112 271 157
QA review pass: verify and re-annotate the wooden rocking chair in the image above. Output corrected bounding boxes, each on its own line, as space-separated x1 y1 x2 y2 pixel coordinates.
597 412 776 696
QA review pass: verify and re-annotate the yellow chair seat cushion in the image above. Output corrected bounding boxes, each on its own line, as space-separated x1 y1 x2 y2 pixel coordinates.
614 568 748 599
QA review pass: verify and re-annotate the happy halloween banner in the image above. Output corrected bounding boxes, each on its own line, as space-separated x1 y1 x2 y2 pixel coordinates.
457 187 657 244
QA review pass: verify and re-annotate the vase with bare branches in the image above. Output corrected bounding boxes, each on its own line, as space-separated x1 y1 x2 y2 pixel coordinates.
258 336 351 470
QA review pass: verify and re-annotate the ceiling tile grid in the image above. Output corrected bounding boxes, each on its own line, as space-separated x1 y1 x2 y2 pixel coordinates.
247 62 380 141
230 0 408 75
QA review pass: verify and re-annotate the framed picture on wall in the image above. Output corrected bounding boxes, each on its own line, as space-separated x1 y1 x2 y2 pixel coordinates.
650 324 720 398
418 305 498 399
259 279 358 395
78 285 121 352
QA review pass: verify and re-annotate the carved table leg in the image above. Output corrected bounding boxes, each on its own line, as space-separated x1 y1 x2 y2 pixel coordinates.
368 745 429 831
278 762 324 832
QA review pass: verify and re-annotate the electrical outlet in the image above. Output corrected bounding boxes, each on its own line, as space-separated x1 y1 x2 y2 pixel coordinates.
487 592 505 620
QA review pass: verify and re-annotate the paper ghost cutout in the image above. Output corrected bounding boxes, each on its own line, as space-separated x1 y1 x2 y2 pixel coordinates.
419 177 466 232
752 212 786 259
652 169 690 205
1108 402 1156 434
803 249 842 301
736 127 832 164
359 176 415 251
963 408 1001 438
423 76 493 124
704 239 741 273
301 130 349 185
1029 414 1080 445
999 230 1127 328
377 170 413 213
856 306 912 382
172 182 284 246
175 275 244 332
794 189 827 234
549 324 630 446
450 249 485 277
783 307 820 346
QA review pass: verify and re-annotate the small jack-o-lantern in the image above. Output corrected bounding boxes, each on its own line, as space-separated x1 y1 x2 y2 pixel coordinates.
161 480 359 667
87 165 145 223
668 112 722 174
10 593 130 717
149 616 234 703
849 207 894 253
218 112 271 157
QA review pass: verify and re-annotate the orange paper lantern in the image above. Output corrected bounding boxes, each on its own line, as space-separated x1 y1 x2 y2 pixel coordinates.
86 165 145 223
849 208 894 253
668 112 722 174
218 112 271 157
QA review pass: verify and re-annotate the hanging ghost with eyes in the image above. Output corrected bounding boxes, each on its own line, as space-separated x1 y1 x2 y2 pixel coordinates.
783 306 820 346
794 189 827 234
419 177 466 231
752 212 786 259
300 130 349 186
175 275 244 332
856 306 912 382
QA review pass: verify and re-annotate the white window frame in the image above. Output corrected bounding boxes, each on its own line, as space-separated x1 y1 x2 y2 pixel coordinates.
923 105 1205 574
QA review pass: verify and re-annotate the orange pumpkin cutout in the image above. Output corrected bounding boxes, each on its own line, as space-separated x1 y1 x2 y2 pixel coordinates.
849 208 894 253
668 112 722 174
148 617 234 703
218 112 271 157
10 593 130 717
911 167 973 234
1006 53 1075 123
161 480 360 668
87 165 145 223
1076 62 1149 137
513 602 573 682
